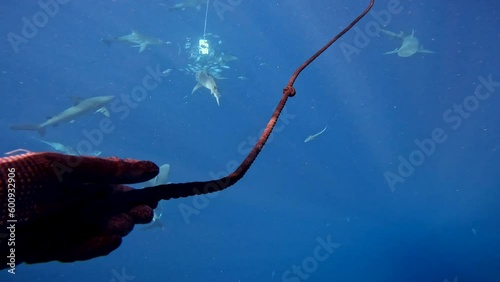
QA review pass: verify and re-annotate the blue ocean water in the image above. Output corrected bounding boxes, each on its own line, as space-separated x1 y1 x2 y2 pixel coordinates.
1 0 499 281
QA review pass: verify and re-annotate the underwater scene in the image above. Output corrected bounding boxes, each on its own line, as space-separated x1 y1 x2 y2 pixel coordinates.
1 0 499 281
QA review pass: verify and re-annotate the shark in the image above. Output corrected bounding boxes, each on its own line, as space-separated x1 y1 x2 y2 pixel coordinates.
380 29 435 57
102 30 167 53
304 126 327 142
192 70 221 106
164 0 208 11
10 95 115 136
31 137 78 155
30 137 102 156
141 164 171 231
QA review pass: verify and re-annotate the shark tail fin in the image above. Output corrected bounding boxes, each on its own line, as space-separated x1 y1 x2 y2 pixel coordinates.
10 124 45 136
154 164 171 185
143 163 171 187
101 38 115 47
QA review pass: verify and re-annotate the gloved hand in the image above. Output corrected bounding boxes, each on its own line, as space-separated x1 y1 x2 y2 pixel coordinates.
0 152 159 269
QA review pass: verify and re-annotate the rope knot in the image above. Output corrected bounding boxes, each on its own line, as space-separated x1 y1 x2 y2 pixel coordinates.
283 86 296 97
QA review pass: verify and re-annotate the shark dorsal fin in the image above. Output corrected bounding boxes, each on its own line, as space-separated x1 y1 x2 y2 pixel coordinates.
69 96 83 106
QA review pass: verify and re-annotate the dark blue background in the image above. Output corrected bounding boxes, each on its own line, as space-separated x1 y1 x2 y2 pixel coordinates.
1 0 499 281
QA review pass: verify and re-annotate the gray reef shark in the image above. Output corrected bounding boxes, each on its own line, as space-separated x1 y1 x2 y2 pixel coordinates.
163 0 208 11
30 137 102 156
10 95 115 136
31 137 78 155
141 164 171 231
192 70 221 106
380 29 435 57
102 30 167 53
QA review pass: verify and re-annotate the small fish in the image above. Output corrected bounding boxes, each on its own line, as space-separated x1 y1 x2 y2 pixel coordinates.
218 53 238 63
206 33 220 38
165 0 207 11
237 76 248 80
304 126 327 142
